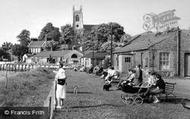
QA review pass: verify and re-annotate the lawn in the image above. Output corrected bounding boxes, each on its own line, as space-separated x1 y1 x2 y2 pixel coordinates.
0 68 55 107
53 70 190 119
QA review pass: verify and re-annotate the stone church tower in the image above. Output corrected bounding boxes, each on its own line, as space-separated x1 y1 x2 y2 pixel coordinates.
73 6 84 34
72 6 84 50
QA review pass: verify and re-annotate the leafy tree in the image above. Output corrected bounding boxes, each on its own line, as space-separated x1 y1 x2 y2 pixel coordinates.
17 29 31 46
91 22 125 43
11 44 28 61
82 22 125 51
44 41 60 51
60 24 74 44
38 22 61 42
0 48 10 61
1 42 13 51
108 22 125 42
120 33 132 43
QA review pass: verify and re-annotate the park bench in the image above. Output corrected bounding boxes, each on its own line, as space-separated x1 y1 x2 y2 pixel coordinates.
160 82 176 102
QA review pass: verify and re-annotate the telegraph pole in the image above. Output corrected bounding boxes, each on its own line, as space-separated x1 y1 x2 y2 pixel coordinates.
92 34 95 67
110 24 113 67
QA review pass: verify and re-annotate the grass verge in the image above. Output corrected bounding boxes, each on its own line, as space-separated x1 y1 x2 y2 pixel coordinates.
0 68 55 107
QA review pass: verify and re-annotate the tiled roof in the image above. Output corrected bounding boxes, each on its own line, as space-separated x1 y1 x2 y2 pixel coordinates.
114 31 176 53
34 50 83 58
28 41 46 48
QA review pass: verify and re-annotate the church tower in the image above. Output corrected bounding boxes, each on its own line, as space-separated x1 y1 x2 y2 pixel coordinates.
73 5 84 33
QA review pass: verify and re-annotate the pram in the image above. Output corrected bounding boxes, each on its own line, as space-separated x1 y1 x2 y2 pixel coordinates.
121 82 151 105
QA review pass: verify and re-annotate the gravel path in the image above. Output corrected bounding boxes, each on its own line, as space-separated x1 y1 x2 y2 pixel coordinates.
53 70 190 119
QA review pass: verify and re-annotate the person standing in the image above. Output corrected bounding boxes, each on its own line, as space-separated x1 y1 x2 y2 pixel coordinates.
134 64 143 86
55 62 67 109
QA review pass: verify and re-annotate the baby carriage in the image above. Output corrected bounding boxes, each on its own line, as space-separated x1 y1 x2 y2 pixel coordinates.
121 82 151 105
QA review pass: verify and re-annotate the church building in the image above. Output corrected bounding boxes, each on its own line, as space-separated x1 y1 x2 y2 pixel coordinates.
72 6 96 50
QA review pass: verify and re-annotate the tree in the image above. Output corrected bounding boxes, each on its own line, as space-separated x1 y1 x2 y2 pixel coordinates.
91 22 125 43
60 24 74 44
0 48 10 61
1 42 13 51
38 22 61 41
82 22 125 52
44 41 60 51
17 29 31 46
108 22 125 42
11 44 28 61
120 33 132 43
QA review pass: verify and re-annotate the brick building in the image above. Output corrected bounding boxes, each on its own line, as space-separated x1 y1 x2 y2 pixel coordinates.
114 28 190 77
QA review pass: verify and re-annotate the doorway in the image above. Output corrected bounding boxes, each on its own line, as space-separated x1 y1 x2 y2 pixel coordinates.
185 53 190 77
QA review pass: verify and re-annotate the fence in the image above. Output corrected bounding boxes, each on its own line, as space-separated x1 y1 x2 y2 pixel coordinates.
0 63 59 72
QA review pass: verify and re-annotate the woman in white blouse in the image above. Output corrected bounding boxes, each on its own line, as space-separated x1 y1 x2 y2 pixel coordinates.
55 62 67 109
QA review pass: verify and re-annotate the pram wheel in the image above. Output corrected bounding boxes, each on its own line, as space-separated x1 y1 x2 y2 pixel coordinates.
134 95 143 105
121 94 134 105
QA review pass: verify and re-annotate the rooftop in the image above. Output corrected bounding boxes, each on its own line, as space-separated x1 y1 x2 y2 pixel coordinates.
114 30 178 53
28 41 46 48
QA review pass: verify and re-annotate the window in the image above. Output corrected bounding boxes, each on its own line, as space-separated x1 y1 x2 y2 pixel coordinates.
116 55 119 66
145 57 148 67
159 52 170 70
76 15 79 21
125 57 131 63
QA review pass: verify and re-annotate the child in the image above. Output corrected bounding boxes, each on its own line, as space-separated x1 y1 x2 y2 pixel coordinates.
103 76 112 91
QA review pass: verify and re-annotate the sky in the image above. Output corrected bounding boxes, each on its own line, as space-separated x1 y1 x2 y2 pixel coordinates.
0 0 190 46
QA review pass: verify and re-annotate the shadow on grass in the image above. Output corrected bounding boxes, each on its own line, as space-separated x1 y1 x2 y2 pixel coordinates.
56 103 124 111
159 97 187 104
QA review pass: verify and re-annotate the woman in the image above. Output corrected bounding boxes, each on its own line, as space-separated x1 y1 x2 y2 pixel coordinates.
146 73 165 103
117 69 136 90
134 64 143 86
55 62 67 109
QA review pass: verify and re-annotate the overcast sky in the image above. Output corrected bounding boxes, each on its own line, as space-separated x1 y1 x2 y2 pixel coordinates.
0 0 190 45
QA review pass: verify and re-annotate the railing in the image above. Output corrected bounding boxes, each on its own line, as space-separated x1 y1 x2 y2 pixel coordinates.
0 63 59 72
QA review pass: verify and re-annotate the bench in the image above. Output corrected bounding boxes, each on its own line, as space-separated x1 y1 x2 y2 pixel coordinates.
161 82 176 102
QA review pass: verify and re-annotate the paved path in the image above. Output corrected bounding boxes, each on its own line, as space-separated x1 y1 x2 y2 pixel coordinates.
53 70 190 119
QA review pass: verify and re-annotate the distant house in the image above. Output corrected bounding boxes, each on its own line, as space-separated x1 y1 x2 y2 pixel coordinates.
32 50 83 65
81 51 108 68
114 28 190 77
28 41 47 54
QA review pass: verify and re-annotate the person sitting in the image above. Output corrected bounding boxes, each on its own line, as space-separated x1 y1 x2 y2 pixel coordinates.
146 72 165 103
117 69 136 89
88 66 94 74
105 66 116 81
100 70 108 79
96 66 104 76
